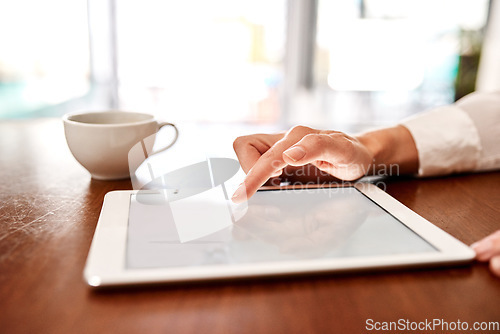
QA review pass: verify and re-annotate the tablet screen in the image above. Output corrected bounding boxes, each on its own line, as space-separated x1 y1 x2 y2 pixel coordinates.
126 187 436 269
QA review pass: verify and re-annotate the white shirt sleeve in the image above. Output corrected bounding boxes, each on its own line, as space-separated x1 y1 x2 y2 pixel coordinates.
400 91 500 177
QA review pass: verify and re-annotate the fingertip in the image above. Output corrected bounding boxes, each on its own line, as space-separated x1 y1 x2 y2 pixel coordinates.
231 194 242 203
471 239 493 261
231 184 248 203
231 196 245 204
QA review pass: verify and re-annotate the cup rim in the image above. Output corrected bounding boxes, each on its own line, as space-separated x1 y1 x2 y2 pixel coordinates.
63 110 156 127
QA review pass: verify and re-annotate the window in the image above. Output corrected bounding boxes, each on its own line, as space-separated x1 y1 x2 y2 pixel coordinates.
291 0 491 130
0 0 90 118
115 0 286 123
0 0 491 127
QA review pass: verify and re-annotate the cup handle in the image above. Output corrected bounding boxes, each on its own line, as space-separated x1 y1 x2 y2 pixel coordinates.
151 122 179 155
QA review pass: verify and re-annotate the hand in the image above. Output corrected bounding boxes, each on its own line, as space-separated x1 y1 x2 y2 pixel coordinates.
471 230 500 277
232 126 374 202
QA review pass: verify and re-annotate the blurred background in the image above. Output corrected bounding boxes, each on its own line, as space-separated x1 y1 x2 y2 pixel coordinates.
0 0 498 131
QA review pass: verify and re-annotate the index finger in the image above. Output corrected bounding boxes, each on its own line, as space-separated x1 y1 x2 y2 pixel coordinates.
232 126 318 202
233 133 283 173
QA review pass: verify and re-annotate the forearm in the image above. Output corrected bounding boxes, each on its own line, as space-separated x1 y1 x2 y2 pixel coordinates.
356 125 419 176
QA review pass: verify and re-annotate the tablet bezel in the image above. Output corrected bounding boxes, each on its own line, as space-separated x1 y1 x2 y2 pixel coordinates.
83 183 475 287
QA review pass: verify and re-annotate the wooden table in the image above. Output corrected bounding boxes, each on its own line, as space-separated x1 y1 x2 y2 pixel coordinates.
1 119 499 334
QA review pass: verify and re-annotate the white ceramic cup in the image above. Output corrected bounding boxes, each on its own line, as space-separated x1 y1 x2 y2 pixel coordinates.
63 111 178 180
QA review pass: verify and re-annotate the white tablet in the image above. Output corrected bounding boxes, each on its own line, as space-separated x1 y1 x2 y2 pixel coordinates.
84 183 475 287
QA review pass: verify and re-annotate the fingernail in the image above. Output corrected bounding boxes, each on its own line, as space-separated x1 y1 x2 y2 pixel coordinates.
471 239 493 255
231 184 246 202
283 146 306 162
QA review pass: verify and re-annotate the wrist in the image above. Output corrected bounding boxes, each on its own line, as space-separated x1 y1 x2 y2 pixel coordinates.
356 125 418 176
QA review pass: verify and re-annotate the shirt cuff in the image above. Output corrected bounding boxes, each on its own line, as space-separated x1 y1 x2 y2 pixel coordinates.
400 105 481 177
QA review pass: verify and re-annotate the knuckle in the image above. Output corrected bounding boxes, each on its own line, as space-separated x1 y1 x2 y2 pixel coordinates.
287 125 313 136
270 159 283 169
328 131 348 140
303 133 328 147
262 149 282 163
232 136 249 150
328 132 354 148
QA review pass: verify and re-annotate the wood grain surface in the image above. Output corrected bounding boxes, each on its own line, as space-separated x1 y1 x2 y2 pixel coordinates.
0 119 499 334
